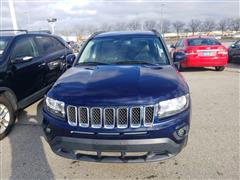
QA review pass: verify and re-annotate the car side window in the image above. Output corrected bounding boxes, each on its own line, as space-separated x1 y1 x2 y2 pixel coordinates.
235 40 240 46
10 37 38 61
35 36 65 55
175 39 183 48
179 39 185 48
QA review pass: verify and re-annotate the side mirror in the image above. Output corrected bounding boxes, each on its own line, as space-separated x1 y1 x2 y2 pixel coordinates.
173 52 186 63
170 44 176 49
66 54 76 68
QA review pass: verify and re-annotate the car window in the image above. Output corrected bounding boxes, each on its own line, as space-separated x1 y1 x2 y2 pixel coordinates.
187 38 221 46
10 37 38 60
235 40 240 46
78 37 169 65
180 40 185 47
35 36 65 55
0 36 11 56
175 39 184 48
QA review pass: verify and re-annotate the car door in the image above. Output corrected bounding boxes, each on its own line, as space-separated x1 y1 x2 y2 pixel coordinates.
35 35 69 86
8 35 45 101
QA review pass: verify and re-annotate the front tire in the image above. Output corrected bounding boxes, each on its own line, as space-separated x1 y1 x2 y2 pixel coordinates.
215 66 225 71
0 95 15 140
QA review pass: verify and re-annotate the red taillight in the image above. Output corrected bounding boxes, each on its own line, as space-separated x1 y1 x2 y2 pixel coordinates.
185 49 197 56
217 48 228 55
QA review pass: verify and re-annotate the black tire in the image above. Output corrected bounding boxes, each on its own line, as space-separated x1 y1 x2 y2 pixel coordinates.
228 55 233 63
215 66 225 71
0 94 15 140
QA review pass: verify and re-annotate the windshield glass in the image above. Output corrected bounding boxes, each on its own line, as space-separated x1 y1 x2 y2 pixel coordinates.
78 37 169 65
187 38 221 46
0 36 11 56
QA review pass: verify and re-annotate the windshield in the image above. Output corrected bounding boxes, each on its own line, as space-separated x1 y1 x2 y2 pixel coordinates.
187 38 221 46
0 36 11 56
77 37 169 65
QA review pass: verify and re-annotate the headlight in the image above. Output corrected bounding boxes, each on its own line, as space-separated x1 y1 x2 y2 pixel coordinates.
45 97 65 118
158 94 189 118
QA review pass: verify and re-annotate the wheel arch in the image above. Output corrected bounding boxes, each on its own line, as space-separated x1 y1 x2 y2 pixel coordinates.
0 87 18 112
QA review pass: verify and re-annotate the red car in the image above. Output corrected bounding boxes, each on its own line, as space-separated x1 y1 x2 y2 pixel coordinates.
171 36 228 71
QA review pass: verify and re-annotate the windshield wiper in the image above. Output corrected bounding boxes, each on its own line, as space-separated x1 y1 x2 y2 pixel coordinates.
77 61 109 66
115 60 157 65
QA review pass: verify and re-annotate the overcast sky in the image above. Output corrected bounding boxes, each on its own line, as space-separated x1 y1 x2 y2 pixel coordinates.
0 0 239 33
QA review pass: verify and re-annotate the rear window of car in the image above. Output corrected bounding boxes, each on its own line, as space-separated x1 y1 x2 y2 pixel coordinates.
187 38 221 46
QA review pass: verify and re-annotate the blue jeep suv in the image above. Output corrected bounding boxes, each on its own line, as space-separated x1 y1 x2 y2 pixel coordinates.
43 30 191 163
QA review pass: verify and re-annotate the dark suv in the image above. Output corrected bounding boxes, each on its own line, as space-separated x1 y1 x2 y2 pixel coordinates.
43 31 191 163
0 30 73 140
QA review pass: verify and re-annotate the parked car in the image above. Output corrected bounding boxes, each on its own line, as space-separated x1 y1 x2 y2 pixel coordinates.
0 30 73 140
228 40 240 63
42 30 191 163
170 36 228 71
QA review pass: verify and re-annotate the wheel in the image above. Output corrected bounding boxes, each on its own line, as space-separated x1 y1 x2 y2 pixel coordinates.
215 66 225 71
0 94 15 140
228 55 233 63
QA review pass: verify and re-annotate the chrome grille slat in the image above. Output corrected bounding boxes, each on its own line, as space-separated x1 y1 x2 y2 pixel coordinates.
130 107 142 128
67 106 77 126
79 107 89 127
91 108 102 128
67 105 155 128
144 106 155 127
117 107 128 128
104 108 115 129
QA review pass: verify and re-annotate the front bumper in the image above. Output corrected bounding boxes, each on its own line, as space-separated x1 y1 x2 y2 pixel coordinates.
46 136 187 163
43 106 190 163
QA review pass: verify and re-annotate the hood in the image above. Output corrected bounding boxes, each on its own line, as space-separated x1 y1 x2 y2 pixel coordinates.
48 65 189 106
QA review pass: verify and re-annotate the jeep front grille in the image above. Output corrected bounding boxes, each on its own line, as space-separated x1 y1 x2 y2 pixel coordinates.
67 105 155 129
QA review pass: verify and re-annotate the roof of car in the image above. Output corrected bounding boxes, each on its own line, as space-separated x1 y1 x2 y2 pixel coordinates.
94 31 156 38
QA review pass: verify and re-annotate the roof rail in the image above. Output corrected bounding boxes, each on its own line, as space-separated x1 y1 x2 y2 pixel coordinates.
28 30 51 34
89 31 106 39
0 29 28 33
150 29 161 36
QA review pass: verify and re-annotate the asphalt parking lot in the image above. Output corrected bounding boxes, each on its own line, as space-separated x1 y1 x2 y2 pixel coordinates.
0 63 239 180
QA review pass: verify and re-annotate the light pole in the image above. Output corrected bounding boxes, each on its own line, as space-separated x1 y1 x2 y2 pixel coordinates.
47 18 57 34
8 0 18 32
160 3 166 33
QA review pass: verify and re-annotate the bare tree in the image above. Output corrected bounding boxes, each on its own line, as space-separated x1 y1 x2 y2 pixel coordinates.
218 19 228 35
127 20 141 31
172 21 185 37
157 19 171 35
112 22 128 31
99 23 113 32
143 20 157 30
230 18 240 32
188 19 201 35
201 20 216 34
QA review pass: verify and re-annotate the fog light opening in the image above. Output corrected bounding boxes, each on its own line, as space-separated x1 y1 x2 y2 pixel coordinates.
175 125 189 139
177 128 186 137
45 127 51 134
